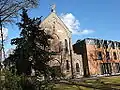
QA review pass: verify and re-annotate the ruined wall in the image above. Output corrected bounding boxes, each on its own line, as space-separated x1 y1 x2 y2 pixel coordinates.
85 39 120 76
40 12 76 78
72 53 84 78
86 44 101 75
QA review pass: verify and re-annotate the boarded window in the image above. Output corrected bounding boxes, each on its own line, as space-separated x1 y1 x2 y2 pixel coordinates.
113 52 117 60
76 63 80 72
97 51 102 60
66 60 69 70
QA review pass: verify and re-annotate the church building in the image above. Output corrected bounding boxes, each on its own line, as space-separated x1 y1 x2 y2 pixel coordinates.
40 5 83 78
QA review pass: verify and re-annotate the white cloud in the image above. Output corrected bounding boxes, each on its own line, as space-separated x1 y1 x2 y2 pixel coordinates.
60 13 94 35
78 29 94 35
0 27 8 40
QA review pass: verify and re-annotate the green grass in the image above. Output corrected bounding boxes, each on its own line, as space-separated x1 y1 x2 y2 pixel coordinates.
100 76 120 84
53 76 120 90
82 76 120 89
53 84 93 90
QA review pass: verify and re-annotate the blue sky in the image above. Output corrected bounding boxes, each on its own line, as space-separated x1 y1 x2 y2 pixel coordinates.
4 0 120 51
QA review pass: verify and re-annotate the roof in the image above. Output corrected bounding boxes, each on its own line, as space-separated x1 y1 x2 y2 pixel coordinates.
40 11 72 37
84 38 120 43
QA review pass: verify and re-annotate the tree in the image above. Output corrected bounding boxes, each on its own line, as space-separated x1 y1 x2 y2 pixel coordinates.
0 0 39 68
0 0 38 23
5 9 52 77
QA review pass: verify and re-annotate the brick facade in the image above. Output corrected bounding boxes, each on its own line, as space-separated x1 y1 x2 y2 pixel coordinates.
73 38 120 76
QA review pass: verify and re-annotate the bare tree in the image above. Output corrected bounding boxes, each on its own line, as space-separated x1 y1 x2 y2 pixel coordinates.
0 0 39 23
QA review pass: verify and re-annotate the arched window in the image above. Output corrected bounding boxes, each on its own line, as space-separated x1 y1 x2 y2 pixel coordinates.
76 63 80 72
66 60 69 70
65 39 68 52
113 52 117 60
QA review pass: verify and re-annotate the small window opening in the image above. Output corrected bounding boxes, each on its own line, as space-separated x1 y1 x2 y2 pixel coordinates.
97 51 102 60
76 63 80 72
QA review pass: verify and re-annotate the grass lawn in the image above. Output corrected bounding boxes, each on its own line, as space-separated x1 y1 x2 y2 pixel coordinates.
53 84 93 90
100 76 120 84
53 76 120 90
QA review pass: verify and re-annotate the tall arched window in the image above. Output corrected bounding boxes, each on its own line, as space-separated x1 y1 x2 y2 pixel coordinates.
66 60 69 70
65 39 68 52
76 63 80 72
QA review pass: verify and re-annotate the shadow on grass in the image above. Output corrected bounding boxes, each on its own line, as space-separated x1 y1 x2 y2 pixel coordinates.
70 78 120 90
55 77 120 90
